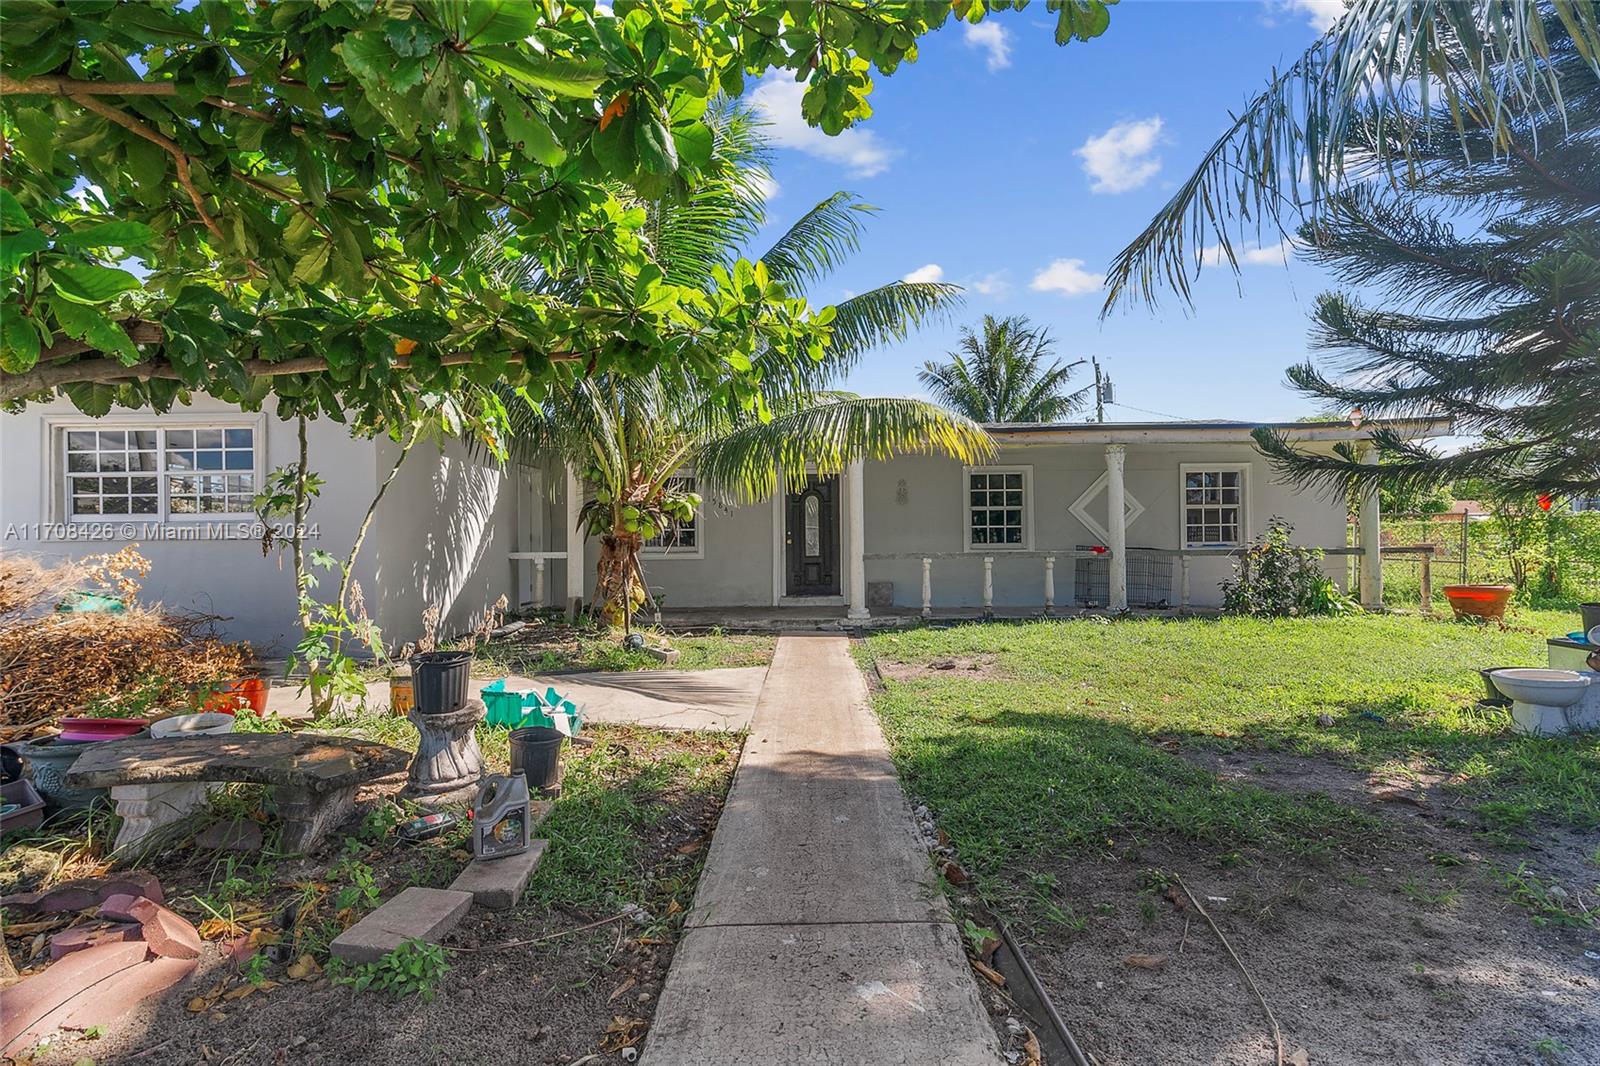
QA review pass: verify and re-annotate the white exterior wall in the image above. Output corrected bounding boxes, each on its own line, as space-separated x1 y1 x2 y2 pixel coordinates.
605 442 1347 611
1 398 521 652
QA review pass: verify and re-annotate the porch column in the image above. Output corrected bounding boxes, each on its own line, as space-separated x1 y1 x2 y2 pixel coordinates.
1358 448 1383 609
1105 444 1128 611
846 457 869 621
564 463 584 618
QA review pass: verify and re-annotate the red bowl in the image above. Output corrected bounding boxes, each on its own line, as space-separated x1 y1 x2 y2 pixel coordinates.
58 716 151 742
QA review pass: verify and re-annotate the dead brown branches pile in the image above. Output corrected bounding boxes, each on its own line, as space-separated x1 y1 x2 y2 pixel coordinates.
0 548 253 731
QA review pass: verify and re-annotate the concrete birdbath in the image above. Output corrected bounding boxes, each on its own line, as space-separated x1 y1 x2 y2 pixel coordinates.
403 699 486 807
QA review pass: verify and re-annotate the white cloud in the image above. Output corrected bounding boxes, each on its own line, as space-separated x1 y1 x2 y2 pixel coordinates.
1029 258 1105 297
1280 0 1343 32
902 263 944 284
963 21 1012 72
749 169 780 202
970 271 1011 297
1198 237 1298 267
1074 117 1165 194
748 76 895 177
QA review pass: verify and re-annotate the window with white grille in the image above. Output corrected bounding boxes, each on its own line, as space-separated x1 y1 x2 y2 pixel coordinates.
643 475 699 554
63 425 258 520
1182 466 1247 547
966 467 1030 549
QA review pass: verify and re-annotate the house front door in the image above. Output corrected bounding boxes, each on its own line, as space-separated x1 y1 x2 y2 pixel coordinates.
785 475 840 596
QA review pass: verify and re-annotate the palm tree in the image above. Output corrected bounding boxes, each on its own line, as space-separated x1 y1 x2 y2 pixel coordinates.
494 106 993 628
1103 1 1600 312
917 315 1090 424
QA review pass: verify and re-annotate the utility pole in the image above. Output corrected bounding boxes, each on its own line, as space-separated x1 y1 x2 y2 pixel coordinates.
1092 357 1106 423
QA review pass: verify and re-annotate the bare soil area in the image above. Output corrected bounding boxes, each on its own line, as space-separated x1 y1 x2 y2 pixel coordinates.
12 728 738 1066
1011 753 1600 1066
875 653 1002 682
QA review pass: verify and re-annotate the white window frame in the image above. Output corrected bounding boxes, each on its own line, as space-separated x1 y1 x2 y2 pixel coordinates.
48 413 267 524
962 465 1033 552
1179 462 1251 548
641 472 705 559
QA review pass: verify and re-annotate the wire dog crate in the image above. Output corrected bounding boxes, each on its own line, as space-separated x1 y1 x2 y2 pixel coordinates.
1074 547 1173 608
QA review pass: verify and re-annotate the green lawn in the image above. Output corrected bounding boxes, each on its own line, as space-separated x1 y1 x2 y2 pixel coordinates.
864 609 1598 897
470 618 775 676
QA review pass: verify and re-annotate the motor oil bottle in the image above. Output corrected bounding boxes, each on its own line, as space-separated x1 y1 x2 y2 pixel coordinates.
472 773 531 860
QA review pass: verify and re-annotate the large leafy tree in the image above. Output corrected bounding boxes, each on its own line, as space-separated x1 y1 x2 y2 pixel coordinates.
917 313 1090 423
1252 13 1599 501
1103 1 1600 312
497 108 993 625
0 0 1115 431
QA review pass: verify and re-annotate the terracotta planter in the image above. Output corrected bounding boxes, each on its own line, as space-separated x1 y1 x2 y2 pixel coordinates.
57 717 150 742
1442 584 1515 623
199 677 268 715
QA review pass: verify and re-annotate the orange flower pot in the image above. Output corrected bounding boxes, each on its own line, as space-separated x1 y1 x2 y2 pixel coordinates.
199 677 268 715
1442 584 1515 623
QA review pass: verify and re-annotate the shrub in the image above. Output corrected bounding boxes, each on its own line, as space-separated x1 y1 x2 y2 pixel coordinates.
1221 518 1357 617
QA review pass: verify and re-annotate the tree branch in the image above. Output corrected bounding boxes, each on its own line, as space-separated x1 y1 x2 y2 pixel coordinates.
1 348 583 403
0 74 254 97
69 93 224 240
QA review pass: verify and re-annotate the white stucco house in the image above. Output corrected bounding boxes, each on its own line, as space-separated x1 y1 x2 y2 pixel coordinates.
0 396 1447 652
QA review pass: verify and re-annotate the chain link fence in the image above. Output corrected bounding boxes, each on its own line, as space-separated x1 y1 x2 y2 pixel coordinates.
1359 511 1600 607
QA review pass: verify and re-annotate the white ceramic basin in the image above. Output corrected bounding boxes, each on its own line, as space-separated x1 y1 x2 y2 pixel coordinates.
1490 668 1591 708
150 712 237 739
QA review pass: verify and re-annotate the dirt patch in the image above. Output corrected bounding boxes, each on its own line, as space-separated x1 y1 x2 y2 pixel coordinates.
876 654 1003 682
14 728 738 1066
999 756 1600 1066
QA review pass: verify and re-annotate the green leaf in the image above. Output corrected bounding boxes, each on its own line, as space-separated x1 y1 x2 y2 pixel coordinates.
472 47 606 98
292 244 331 285
51 299 142 364
497 92 566 165
64 381 115 417
52 220 155 249
454 0 536 47
0 189 32 231
374 310 452 342
45 263 142 304
1 228 47 273
0 307 42 373
672 122 713 170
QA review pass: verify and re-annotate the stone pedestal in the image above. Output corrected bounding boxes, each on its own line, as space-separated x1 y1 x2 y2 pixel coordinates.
110 782 212 854
404 699 486 807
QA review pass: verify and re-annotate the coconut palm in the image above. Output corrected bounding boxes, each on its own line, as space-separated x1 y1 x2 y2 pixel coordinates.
493 106 993 627
1103 1 1600 312
917 315 1090 424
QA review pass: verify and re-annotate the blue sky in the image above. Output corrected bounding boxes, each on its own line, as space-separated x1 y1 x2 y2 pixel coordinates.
743 0 1347 422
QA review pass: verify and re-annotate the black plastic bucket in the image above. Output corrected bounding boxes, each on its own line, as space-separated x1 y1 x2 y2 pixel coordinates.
509 726 566 797
1478 667 1516 705
1581 602 1600 637
410 651 472 714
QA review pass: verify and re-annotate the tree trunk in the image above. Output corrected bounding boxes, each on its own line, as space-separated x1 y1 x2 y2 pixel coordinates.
292 413 310 627
593 526 644 629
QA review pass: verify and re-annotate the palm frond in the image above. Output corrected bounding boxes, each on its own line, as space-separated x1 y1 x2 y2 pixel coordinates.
691 397 995 504
758 192 877 289
1102 0 1600 313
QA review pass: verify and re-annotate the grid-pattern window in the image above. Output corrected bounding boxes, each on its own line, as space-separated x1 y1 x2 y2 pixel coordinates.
65 431 160 516
968 469 1026 547
63 426 257 520
1183 469 1244 546
643 476 697 552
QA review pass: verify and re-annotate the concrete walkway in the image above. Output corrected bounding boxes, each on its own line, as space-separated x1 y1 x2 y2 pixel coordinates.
265 667 766 731
642 634 1003 1065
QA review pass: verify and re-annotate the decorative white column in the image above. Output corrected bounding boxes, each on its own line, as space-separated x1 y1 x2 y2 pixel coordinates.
921 557 932 618
533 558 547 610
1043 556 1055 615
1358 448 1383 609
564 463 584 618
982 556 995 617
846 457 869 620
1105 444 1128 612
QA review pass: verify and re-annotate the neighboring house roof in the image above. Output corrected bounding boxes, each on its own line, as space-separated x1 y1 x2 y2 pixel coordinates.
980 417 1453 446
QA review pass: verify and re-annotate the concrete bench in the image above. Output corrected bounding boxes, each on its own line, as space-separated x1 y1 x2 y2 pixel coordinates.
65 733 410 854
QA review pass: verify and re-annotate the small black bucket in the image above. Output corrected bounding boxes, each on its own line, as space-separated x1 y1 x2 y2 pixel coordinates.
1581 602 1600 637
410 651 472 714
509 726 566 797
1478 667 1517 705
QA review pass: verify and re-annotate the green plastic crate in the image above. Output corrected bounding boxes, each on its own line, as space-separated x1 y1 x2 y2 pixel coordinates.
480 679 582 735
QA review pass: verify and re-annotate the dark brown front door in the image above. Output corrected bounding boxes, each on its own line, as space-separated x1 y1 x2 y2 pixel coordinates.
785 475 840 596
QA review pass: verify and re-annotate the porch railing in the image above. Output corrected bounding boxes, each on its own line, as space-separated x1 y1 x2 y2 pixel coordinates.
508 551 568 609
863 544 1436 615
